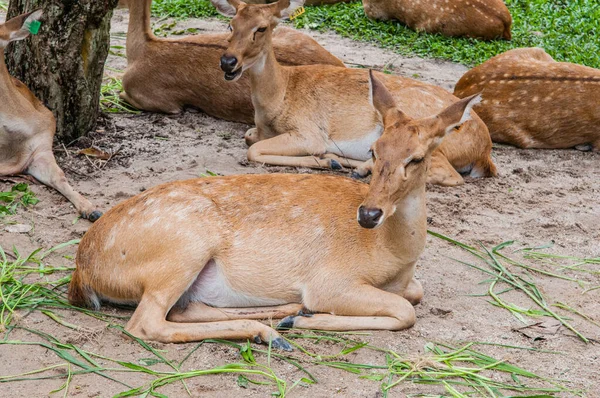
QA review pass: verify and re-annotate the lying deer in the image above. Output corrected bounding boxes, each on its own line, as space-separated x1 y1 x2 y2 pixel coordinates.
69 71 481 346
120 0 343 123
455 48 600 150
245 0 350 4
213 0 495 186
0 11 101 221
363 0 512 40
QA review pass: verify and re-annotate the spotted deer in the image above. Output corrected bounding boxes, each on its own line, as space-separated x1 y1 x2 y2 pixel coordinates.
69 71 481 347
245 0 350 4
455 48 600 150
119 0 343 123
213 0 495 186
0 10 101 221
363 0 512 40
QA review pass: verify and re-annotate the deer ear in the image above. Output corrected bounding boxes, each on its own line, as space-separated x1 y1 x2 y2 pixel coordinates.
211 0 241 17
369 69 399 118
5 9 43 42
274 0 305 20
436 93 482 137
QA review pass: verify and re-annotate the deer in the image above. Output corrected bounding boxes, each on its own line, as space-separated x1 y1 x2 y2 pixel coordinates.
212 0 495 186
69 71 481 347
0 10 101 221
363 0 512 40
454 48 600 151
244 0 350 5
119 0 343 123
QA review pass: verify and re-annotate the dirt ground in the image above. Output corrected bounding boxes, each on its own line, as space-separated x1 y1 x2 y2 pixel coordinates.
1 9 599 398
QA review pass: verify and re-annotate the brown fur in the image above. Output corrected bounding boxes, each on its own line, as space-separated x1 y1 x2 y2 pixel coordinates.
68 79 480 345
245 0 350 4
0 11 101 221
215 0 495 186
120 0 343 122
454 48 600 150
363 0 512 40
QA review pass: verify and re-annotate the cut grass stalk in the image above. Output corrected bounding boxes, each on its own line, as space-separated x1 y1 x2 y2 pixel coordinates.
428 231 590 343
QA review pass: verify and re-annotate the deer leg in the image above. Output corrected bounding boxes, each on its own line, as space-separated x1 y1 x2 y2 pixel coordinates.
351 159 373 179
402 278 423 305
168 302 303 323
278 285 415 331
321 154 365 170
127 292 292 350
25 151 102 221
247 133 341 169
427 151 464 186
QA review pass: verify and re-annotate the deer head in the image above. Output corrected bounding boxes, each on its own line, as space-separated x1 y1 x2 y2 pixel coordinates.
211 0 304 81
358 70 481 229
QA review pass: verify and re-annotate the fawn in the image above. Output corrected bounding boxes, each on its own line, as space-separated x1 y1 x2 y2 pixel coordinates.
69 70 481 347
119 0 343 123
0 10 101 221
363 0 512 40
213 0 496 186
455 47 600 150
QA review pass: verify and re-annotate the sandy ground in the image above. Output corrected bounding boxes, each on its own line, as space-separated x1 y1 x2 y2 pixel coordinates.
1 9 599 398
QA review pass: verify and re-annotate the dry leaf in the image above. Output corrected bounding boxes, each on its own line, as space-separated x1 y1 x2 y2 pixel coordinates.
78 147 111 160
5 224 32 233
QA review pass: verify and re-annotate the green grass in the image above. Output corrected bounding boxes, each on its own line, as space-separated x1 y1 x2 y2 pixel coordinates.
0 1 7 11
151 0 600 69
1 241 583 397
428 232 598 343
0 183 39 219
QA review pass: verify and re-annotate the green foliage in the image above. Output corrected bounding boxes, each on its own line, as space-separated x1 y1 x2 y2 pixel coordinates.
152 0 600 68
0 183 39 218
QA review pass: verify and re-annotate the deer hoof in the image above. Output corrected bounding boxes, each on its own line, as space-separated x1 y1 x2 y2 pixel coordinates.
575 144 592 152
330 159 342 170
351 171 364 180
87 210 103 222
276 315 296 330
271 337 293 351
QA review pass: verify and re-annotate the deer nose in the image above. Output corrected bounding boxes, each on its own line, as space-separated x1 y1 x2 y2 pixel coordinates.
220 55 238 73
358 206 383 229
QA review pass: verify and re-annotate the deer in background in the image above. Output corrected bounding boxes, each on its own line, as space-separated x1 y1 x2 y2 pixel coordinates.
245 0 350 4
455 48 600 151
363 0 512 40
119 0 343 123
69 70 481 346
0 11 101 221
213 0 495 186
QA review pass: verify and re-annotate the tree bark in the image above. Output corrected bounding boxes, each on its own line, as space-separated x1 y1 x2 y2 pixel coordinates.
7 0 118 142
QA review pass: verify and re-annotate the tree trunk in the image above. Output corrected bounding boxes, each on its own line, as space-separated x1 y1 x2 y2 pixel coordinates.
7 0 118 142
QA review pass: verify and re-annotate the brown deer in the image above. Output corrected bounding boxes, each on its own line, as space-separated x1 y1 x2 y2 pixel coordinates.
213 0 495 186
455 48 600 150
0 11 101 221
69 71 481 347
363 0 512 40
245 0 350 4
119 0 343 123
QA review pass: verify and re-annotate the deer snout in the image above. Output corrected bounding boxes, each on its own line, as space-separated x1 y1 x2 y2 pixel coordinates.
220 55 238 73
357 206 383 229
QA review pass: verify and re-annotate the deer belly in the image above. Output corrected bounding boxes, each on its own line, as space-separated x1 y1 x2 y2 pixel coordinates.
326 126 383 161
186 259 287 308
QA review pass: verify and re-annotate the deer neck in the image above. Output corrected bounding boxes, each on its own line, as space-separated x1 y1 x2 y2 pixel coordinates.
0 52 16 97
382 185 428 260
247 43 287 111
126 0 154 61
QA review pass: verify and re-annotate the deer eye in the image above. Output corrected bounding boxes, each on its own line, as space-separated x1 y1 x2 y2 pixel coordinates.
257 26 267 33
410 157 424 165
